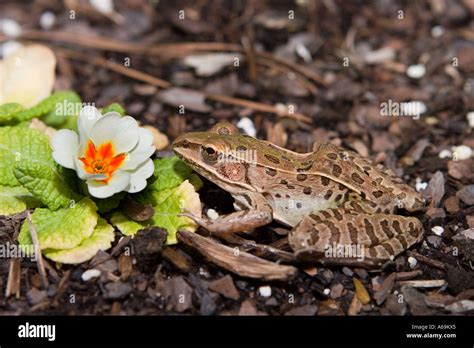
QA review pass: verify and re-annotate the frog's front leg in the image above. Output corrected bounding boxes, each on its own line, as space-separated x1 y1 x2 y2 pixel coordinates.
182 192 273 235
288 208 423 269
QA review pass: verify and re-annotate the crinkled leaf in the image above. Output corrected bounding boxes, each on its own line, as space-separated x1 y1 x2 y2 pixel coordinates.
14 91 79 123
149 156 202 191
0 185 42 216
44 218 114 264
110 211 145 236
0 103 23 124
102 103 126 116
112 180 201 244
40 91 81 130
13 161 77 210
18 197 98 251
0 127 55 187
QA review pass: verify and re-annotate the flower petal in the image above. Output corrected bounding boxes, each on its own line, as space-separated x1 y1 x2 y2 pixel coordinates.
78 106 102 144
121 128 156 170
125 159 154 193
87 170 131 199
51 129 79 169
89 114 139 154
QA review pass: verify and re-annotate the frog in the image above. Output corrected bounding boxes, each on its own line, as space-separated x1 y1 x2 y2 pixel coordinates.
172 122 425 268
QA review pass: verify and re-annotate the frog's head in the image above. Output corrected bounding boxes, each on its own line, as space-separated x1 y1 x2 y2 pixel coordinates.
172 122 257 193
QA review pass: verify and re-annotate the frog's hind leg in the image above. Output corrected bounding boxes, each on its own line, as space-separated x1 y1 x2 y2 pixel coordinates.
288 208 423 269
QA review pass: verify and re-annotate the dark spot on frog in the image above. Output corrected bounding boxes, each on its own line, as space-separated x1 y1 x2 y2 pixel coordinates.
303 187 312 195
351 172 364 185
287 184 295 190
296 174 307 181
265 168 277 176
280 179 288 185
275 193 281 198
321 177 330 186
236 145 247 151
296 202 302 209
332 164 342 177
285 194 290 198
373 190 384 198
335 193 343 201
397 192 407 199
324 190 333 200
264 154 280 164
327 153 338 160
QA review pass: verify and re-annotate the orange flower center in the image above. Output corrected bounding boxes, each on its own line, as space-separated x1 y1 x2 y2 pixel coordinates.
79 140 126 182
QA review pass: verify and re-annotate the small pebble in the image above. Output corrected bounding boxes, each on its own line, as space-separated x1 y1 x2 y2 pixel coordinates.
90 0 114 14
323 288 331 296
431 25 444 38
81 269 101 281
439 149 452 159
236 117 256 137
451 145 472 160
467 112 474 128
0 18 22 37
206 208 219 220
258 285 272 298
342 267 354 277
407 64 426 79
415 178 428 192
39 11 56 30
431 226 444 236
408 256 418 268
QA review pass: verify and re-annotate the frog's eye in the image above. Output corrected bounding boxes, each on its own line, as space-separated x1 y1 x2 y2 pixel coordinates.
202 145 219 163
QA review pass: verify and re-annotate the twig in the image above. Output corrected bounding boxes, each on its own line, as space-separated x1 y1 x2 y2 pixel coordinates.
51 269 71 306
177 230 297 281
407 251 446 271
5 259 21 298
26 211 49 289
398 279 447 288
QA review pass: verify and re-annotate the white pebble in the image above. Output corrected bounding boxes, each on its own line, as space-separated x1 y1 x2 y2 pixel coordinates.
258 285 272 297
431 26 444 38
0 40 22 58
206 208 219 220
415 178 428 192
39 11 56 30
408 256 418 269
431 226 444 236
81 269 101 281
323 288 331 296
451 145 472 160
438 149 452 159
90 0 114 14
0 18 22 37
467 112 474 128
237 117 256 137
407 64 426 79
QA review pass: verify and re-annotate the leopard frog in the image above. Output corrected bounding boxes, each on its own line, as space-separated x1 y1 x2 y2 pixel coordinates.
172 122 425 268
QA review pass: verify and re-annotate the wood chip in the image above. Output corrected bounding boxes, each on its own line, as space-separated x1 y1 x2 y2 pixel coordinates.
353 278 371 304
177 230 297 281
348 293 363 315
398 280 447 288
118 254 133 281
162 246 191 273
5 259 21 298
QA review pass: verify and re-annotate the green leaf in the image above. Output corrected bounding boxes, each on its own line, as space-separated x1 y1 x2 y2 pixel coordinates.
0 127 55 187
40 91 81 130
102 103 126 116
0 103 23 124
0 186 31 215
110 211 145 236
18 197 98 251
43 218 115 264
112 180 201 244
13 161 77 211
148 156 202 191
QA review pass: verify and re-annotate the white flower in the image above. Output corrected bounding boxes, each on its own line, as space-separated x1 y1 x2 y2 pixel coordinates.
52 106 155 198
